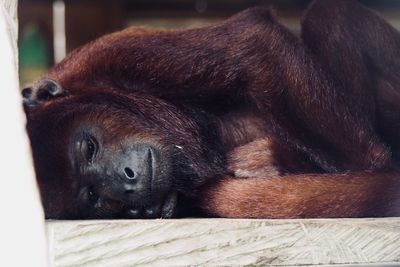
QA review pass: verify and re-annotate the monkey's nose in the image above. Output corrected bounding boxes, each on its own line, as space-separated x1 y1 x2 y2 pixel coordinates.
123 167 136 179
120 144 157 194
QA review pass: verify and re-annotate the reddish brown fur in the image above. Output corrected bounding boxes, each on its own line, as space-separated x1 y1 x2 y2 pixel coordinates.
24 0 400 219
42 2 392 172
228 138 280 178
199 172 400 218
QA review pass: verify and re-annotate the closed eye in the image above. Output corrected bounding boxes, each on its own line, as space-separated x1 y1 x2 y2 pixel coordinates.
83 134 98 163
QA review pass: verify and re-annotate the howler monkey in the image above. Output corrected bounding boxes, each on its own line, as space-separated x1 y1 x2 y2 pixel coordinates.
23 0 400 219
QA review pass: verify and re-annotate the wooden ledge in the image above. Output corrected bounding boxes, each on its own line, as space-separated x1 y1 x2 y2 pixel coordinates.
46 218 400 266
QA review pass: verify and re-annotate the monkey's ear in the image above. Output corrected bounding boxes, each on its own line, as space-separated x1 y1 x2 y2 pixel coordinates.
22 79 69 108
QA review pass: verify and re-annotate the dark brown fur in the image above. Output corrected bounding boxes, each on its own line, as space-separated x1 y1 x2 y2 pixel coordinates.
24 0 400 219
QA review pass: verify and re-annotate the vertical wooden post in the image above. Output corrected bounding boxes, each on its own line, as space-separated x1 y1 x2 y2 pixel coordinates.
0 1 47 266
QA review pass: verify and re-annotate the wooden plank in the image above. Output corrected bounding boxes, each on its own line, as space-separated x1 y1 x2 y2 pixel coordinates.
46 218 400 266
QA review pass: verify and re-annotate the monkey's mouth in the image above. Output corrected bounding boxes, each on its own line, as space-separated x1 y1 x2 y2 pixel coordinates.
124 191 178 219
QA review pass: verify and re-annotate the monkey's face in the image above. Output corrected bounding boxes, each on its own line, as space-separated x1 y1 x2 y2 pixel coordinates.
65 119 176 219
25 91 213 219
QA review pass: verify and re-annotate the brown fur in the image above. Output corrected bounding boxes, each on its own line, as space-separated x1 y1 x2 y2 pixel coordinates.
199 172 400 218
42 2 392 172
228 138 280 178
24 0 400 219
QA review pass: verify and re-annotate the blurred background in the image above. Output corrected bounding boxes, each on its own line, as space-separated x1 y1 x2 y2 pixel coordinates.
19 0 400 84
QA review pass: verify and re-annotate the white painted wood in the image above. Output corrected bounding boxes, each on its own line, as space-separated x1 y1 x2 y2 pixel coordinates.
0 0 18 69
53 0 66 63
46 218 400 266
0 0 48 266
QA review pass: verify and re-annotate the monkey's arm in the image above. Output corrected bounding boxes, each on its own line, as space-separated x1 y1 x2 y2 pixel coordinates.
27 2 394 173
41 5 391 172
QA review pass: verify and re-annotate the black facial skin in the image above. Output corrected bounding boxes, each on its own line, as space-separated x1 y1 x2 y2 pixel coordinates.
69 126 174 219
25 91 226 219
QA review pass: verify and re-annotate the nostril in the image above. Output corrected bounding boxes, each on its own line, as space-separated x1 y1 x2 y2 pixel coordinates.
21 87 33 98
124 167 136 179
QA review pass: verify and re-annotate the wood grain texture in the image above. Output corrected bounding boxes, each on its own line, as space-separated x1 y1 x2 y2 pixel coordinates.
46 218 400 266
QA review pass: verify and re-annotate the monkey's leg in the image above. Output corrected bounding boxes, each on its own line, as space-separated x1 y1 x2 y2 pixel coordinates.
302 0 400 160
200 1 400 219
242 9 392 172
